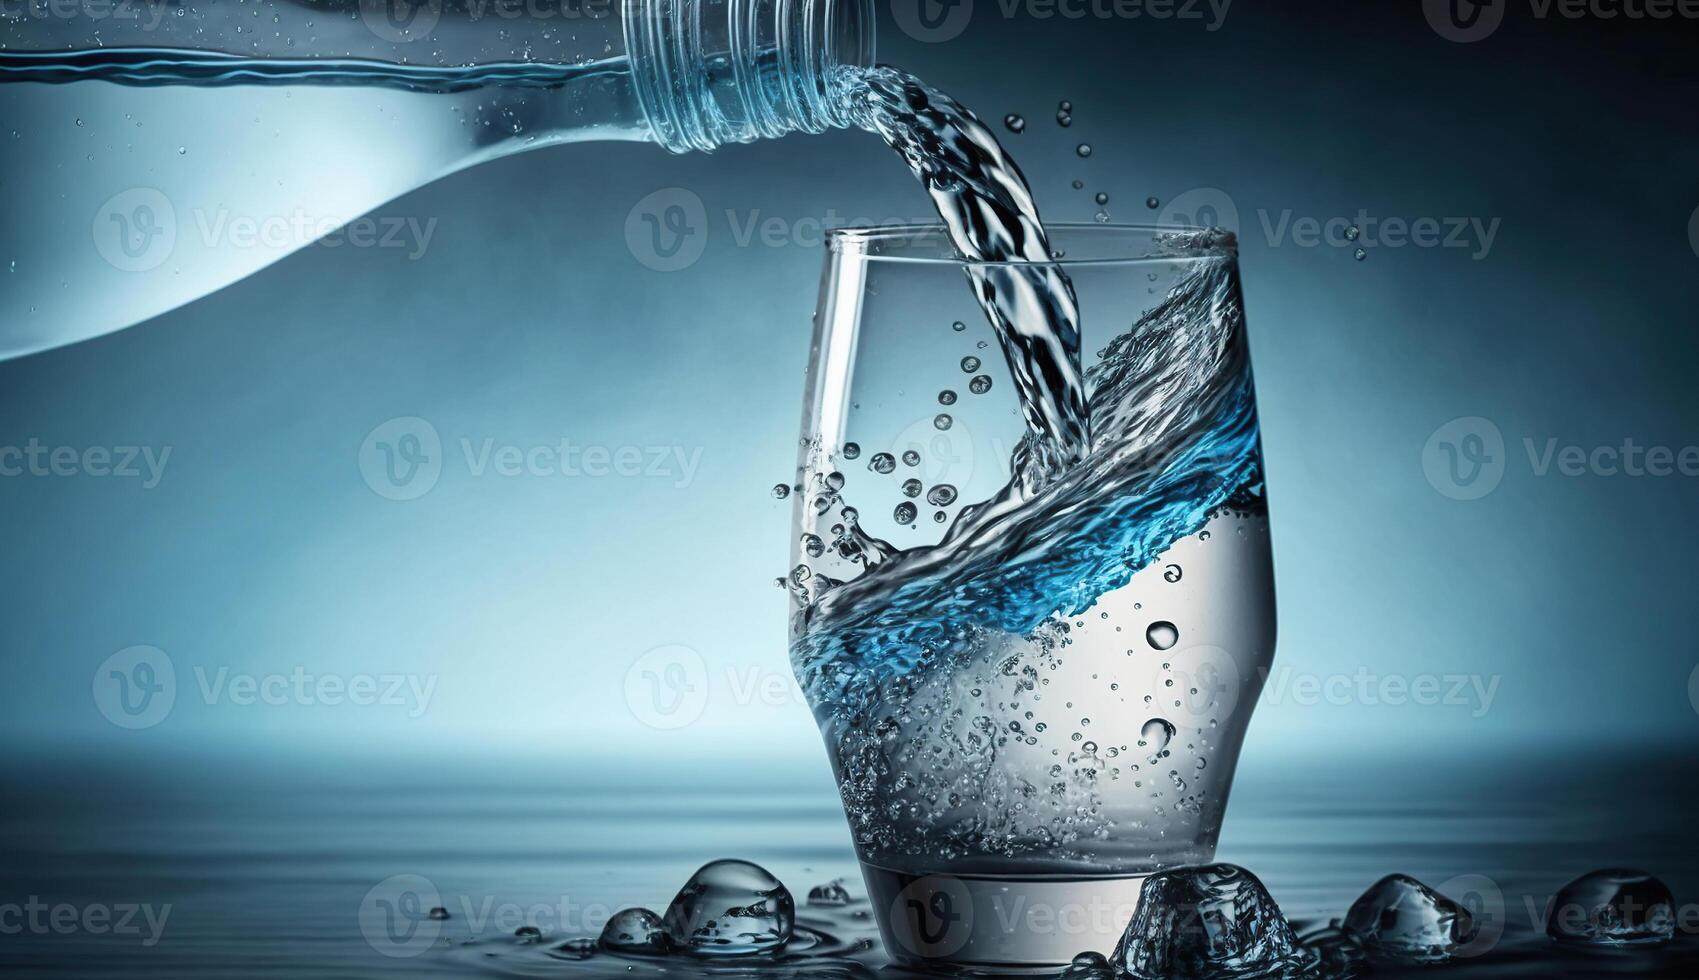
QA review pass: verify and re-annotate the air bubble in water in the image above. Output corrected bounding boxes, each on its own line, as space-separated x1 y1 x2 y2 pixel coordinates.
1095 210 1111 223
894 502 918 525
1146 196 1160 209
1146 621 1179 650
1163 564 1182 583
934 414 953 430
842 442 861 460
663 859 794 956
1056 110 1072 127
902 450 921 467
933 511 947 523
961 356 981 372
1344 225 1360 241
801 533 825 558
1076 143 1092 157
825 472 845 491
1095 192 1109 205
927 485 958 506
600 907 668 953
1140 718 1174 752
1003 114 1026 134
902 478 922 498
938 390 957 405
969 375 993 394
1073 179 1085 190
869 453 896 474
1059 100 1073 112
1354 247 1367 261
951 320 966 332
771 484 790 500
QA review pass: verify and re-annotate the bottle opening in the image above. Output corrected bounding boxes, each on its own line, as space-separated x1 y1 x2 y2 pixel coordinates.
626 0 876 153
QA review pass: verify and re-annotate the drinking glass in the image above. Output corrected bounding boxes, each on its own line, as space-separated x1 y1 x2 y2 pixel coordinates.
786 224 1276 973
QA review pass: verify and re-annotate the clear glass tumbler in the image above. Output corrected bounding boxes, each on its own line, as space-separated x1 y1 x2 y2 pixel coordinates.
786 224 1276 973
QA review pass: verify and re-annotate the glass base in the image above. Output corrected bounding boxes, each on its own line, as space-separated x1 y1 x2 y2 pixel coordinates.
859 862 1148 975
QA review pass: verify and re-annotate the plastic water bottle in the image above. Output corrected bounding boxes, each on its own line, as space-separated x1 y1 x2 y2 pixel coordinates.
0 0 874 358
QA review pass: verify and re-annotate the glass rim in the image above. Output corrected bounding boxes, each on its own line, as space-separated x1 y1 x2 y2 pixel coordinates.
824 222 1235 267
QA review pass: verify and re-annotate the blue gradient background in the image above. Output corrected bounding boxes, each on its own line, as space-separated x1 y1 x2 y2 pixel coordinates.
3 0 1698 768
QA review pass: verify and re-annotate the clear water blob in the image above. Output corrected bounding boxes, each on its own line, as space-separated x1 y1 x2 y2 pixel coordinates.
969 374 993 394
1140 718 1175 753
951 320 967 332
428 905 451 920
1111 864 1317 980
825 472 845 491
771 484 791 500
1146 621 1180 650
1353 247 1367 261
1056 109 1073 127
662 859 795 956
1163 564 1183 583
1095 192 1109 205
1060 950 1117 978
1003 113 1026 134
901 450 922 467
1146 196 1160 210
894 502 918 525
801 533 825 558
599 907 669 953
552 938 598 960
926 484 958 506
514 925 543 943
961 356 981 373
1342 873 1478 963
869 453 897 475
1095 210 1111 223
1076 143 1092 158
933 413 953 430
901 478 923 498
1545 869 1675 946
806 880 853 907
933 511 947 523
842 442 861 460
938 389 958 405
1058 100 1073 112
1073 179 1085 190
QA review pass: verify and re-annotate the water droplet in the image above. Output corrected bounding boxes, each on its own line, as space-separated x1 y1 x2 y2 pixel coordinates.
663 860 794 956
825 472 845 491
1095 192 1109 205
177 146 186 155
894 502 918 525
933 414 953 430
1003 114 1026 134
806 881 853 907
1163 564 1182 583
599 907 668 953
771 484 790 500
933 510 947 523
960 356 981 372
1056 110 1073 128
514 925 543 943
801 533 825 558
1354 247 1367 261
1095 210 1111 223
1072 179 1085 190
1545 869 1675 947
1058 100 1073 112
938 390 957 405
969 375 993 395
901 450 921 467
869 453 896 474
927 484 958 506
1075 143 1092 158
1146 621 1179 650
901 478 922 498
841 442 861 460
1141 718 1175 753
428 906 451 920
1145 196 1160 210
951 320 966 332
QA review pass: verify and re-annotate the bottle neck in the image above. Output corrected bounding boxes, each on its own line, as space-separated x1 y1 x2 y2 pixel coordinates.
625 0 875 153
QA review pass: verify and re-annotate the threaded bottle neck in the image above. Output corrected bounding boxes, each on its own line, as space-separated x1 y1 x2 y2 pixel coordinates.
625 0 875 153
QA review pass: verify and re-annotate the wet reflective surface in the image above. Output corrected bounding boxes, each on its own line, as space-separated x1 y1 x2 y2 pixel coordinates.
2 743 1697 978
